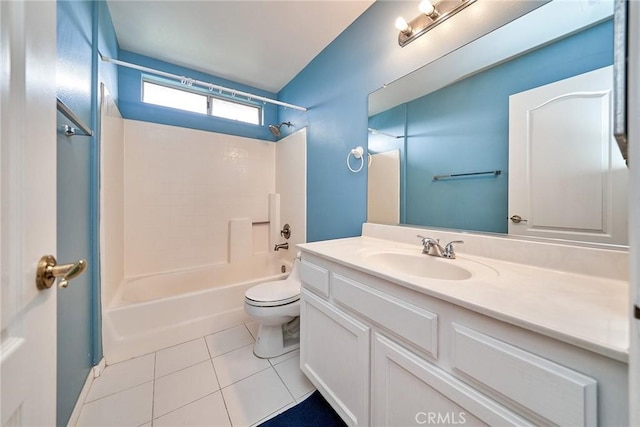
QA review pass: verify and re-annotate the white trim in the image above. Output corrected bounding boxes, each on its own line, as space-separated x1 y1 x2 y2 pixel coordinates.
627 0 640 424
66 358 105 427
93 357 106 378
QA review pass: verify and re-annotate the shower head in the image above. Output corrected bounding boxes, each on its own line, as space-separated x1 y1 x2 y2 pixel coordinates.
268 122 292 137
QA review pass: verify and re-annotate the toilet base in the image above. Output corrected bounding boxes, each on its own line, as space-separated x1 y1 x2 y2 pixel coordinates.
253 317 300 359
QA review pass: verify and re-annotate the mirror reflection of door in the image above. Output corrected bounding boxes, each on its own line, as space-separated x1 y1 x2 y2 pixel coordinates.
367 150 400 225
508 65 628 245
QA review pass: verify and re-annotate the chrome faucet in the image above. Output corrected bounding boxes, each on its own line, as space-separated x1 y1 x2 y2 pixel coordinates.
274 242 289 251
417 235 464 259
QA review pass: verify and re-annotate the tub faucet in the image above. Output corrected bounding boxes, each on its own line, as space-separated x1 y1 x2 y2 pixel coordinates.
274 242 289 251
417 235 464 259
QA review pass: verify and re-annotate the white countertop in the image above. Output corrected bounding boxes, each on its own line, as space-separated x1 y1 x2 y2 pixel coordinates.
298 236 629 362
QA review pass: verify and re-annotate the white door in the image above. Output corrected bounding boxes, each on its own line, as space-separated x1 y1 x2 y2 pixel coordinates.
367 150 400 225
508 66 628 245
1 1 57 425
627 1 640 424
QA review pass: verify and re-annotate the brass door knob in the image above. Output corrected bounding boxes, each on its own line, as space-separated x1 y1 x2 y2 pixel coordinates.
36 255 87 290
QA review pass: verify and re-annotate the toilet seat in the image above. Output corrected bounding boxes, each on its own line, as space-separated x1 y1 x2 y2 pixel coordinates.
245 279 300 307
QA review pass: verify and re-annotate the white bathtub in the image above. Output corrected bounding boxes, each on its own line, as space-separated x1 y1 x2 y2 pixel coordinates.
103 256 289 363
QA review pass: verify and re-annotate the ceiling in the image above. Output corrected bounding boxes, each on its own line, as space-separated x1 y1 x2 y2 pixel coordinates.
107 1 375 94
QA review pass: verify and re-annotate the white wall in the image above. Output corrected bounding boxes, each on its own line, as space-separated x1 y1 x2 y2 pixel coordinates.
123 120 275 277
276 128 307 255
101 118 308 304
100 85 125 307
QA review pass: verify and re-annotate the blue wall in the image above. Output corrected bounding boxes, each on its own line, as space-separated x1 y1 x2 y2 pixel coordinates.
117 51 279 141
277 1 459 242
373 20 613 233
56 1 118 425
278 2 611 241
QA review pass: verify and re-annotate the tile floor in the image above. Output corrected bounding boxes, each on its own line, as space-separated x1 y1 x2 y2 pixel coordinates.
76 322 315 427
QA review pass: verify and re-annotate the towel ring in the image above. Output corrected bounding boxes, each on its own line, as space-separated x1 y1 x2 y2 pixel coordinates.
347 146 365 173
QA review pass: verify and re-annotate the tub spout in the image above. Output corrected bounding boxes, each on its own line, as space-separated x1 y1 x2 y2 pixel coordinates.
274 242 289 251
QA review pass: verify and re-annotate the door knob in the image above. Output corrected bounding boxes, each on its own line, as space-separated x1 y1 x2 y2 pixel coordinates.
36 255 87 290
509 215 528 224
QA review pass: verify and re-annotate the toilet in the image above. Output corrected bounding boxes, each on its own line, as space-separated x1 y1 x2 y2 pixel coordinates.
244 258 301 358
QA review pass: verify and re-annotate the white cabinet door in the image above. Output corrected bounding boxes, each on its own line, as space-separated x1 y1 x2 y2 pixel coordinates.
300 289 370 426
372 333 532 427
508 66 628 245
0 1 57 425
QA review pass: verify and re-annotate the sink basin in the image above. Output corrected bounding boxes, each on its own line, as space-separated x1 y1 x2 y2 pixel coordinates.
356 248 499 281
364 251 472 280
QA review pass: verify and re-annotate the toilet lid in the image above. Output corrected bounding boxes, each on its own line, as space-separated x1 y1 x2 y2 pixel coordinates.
245 279 300 306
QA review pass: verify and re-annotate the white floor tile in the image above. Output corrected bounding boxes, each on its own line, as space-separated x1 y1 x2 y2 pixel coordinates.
154 392 231 427
273 355 314 400
245 321 259 340
212 343 271 387
76 381 153 427
154 360 220 418
268 349 299 366
86 354 155 402
295 389 316 404
205 325 255 358
155 338 210 378
252 399 299 427
222 368 293 427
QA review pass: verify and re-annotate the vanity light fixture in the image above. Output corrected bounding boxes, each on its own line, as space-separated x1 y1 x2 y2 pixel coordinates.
396 0 476 47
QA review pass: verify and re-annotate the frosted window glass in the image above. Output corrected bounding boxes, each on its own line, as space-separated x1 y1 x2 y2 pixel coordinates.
210 97 261 125
142 80 262 125
143 81 207 114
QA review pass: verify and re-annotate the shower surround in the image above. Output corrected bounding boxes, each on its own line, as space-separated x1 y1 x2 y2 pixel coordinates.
100 91 306 362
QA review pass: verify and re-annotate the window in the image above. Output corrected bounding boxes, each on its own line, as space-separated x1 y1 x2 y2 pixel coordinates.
209 97 261 125
142 81 207 114
142 80 263 125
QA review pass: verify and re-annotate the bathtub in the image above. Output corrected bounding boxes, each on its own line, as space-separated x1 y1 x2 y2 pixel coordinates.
103 256 290 363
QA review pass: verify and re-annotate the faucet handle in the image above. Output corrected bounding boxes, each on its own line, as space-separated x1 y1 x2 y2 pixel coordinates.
444 240 464 259
417 235 439 244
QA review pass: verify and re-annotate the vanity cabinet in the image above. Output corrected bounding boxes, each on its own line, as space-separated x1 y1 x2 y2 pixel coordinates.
299 254 627 427
371 332 531 426
300 261 370 426
300 291 370 426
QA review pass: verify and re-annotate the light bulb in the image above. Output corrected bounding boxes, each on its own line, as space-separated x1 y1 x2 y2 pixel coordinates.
419 0 436 16
395 16 411 34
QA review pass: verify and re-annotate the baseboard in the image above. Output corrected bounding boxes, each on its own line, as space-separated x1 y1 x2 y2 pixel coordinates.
93 357 106 377
66 358 105 427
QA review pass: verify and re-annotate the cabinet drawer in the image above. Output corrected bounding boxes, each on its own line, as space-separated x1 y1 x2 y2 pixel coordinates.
300 260 329 297
451 323 597 426
332 273 438 358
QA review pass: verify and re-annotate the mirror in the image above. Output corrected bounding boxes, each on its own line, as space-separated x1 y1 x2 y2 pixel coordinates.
367 0 628 246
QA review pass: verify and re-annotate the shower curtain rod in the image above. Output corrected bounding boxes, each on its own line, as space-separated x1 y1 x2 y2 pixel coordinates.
100 55 308 112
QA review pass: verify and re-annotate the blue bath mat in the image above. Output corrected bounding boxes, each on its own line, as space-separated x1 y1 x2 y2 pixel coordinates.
258 390 347 427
